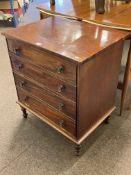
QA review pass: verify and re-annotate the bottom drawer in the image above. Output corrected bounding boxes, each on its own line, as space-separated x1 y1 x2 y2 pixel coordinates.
18 89 76 137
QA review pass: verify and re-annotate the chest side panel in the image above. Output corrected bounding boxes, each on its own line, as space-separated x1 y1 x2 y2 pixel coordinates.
77 40 123 140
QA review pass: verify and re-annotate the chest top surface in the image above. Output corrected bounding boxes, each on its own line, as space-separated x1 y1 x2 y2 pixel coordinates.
2 17 130 63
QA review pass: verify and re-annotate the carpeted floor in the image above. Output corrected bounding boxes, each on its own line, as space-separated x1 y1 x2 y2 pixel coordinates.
0 1 131 175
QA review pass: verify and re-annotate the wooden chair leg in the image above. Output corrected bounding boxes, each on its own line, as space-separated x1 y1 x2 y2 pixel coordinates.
50 0 55 5
95 0 105 14
120 84 128 115
129 101 131 109
129 71 131 109
120 40 131 115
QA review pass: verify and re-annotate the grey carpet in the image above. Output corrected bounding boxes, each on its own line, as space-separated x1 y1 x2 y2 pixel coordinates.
0 1 131 174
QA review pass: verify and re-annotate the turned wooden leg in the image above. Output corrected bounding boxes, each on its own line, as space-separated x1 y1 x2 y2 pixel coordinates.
120 90 127 116
95 0 105 14
128 101 131 109
104 116 110 124
125 0 130 4
50 0 55 5
21 107 28 118
75 144 82 156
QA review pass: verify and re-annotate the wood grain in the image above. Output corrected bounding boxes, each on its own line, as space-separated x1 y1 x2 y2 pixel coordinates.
10 53 76 102
18 89 76 137
2 17 130 63
77 41 124 139
7 39 77 85
14 73 76 120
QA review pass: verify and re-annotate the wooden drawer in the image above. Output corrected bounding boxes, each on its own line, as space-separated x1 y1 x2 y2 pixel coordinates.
7 39 76 85
10 54 76 102
14 73 76 120
18 89 76 137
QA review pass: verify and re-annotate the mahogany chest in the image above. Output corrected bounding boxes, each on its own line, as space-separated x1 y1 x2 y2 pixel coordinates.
2 17 130 154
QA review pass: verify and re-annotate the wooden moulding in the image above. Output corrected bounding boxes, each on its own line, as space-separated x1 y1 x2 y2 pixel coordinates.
17 101 115 144
37 8 131 31
38 9 78 20
84 20 131 32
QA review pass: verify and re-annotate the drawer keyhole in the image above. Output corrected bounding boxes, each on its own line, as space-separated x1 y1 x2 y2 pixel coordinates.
13 48 20 55
58 103 65 111
16 63 24 70
57 65 64 74
58 85 66 93
23 96 29 102
59 120 64 128
19 81 26 87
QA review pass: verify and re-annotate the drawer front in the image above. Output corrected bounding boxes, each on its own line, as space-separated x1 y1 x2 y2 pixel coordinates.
7 39 76 84
18 89 76 137
10 55 76 102
14 74 76 120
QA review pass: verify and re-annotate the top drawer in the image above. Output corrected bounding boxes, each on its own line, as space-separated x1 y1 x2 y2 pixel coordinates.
7 39 77 85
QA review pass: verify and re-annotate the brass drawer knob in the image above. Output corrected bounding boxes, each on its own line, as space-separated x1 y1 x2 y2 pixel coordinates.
57 65 64 73
58 103 65 111
19 81 26 87
13 48 20 55
59 120 64 128
58 85 66 93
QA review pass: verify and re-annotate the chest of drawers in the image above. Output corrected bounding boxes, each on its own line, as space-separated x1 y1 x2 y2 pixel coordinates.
2 17 130 154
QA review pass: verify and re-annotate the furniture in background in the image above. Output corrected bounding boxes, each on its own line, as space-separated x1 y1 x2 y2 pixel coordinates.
3 17 130 154
129 70 131 109
49 0 131 14
0 0 31 27
118 40 131 115
38 0 131 30
37 0 131 115
0 0 19 27
49 0 106 14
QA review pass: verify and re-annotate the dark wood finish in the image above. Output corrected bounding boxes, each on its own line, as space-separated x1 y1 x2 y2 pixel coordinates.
14 73 76 119
95 0 105 14
118 40 131 115
37 0 131 115
38 0 131 115
75 144 82 156
2 17 130 145
104 116 110 124
4 18 130 63
21 106 28 118
77 41 123 139
50 0 55 6
7 39 77 85
18 89 76 137
129 71 131 109
9 53 76 102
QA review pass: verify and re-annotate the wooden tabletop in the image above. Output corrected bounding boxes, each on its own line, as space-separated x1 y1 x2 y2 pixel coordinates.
2 17 130 63
37 0 131 31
